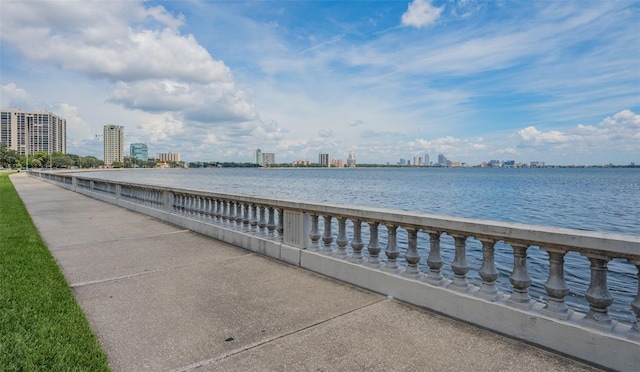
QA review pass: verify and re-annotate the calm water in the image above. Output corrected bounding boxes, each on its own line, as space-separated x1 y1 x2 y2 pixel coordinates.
77 167 640 323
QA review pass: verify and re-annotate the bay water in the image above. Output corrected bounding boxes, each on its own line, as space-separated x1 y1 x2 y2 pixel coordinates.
77 167 640 323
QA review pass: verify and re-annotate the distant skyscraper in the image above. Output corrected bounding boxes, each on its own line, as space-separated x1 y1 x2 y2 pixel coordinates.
262 152 275 166
319 152 331 167
424 154 430 166
130 143 148 161
253 148 262 166
438 154 447 166
103 124 124 165
1 108 66 156
347 151 356 167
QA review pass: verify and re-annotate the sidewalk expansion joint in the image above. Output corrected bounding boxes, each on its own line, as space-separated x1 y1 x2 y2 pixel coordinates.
52 229 193 251
173 297 389 372
68 253 254 288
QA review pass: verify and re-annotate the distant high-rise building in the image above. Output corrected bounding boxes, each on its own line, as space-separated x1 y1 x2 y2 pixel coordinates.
319 152 331 167
347 151 356 167
253 148 262 166
262 152 275 166
424 154 430 166
331 158 344 168
157 152 181 162
399 158 406 166
438 154 447 166
130 143 148 161
103 125 124 165
413 156 419 166
1 108 66 156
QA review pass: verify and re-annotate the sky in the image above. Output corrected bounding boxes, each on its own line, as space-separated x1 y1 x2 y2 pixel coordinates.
0 0 638 165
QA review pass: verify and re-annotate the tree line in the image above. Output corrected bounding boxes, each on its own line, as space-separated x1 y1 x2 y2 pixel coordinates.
0 143 104 169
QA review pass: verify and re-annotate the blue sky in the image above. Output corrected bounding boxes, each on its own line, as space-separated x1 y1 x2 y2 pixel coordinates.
1 0 638 165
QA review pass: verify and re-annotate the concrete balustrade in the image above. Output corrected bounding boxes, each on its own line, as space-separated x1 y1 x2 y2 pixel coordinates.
31 171 640 371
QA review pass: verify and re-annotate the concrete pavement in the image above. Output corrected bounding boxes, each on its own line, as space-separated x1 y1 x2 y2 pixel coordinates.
10 173 600 371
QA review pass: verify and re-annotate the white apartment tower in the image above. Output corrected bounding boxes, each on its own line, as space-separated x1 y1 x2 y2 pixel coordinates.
261 152 275 166
253 148 263 166
0 108 66 155
157 152 181 162
103 124 124 165
347 151 356 167
319 152 331 167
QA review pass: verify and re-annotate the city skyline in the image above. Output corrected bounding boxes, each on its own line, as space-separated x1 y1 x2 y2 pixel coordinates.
1 1 638 165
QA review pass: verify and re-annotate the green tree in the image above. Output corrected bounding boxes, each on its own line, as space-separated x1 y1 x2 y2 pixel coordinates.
51 156 74 168
33 151 49 167
0 143 20 168
30 158 42 168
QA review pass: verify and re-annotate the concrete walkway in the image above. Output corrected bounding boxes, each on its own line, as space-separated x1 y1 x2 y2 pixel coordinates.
10 173 599 371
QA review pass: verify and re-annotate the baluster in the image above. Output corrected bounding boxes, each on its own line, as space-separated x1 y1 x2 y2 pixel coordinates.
172 193 179 213
425 231 446 285
477 238 500 301
186 195 193 215
212 199 220 221
322 215 334 254
183 194 190 215
335 217 349 258
199 197 205 218
206 198 214 220
581 253 616 329
507 243 533 308
309 214 322 251
179 194 186 214
250 204 258 232
630 259 640 340
235 202 244 227
277 208 284 239
194 196 200 217
242 203 250 230
348 219 365 263
267 207 276 237
402 227 422 279
366 222 383 268
449 234 471 292
541 248 573 319
384 224 400 273
221 200 229 223
228 201 236 226
258 206 267 234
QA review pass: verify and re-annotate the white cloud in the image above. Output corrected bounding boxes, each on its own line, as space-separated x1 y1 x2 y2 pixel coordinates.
409 136 486 156
108 80 255 123
1 83 36 109
517 110 640 152
401 0 444 28
0 0 253 128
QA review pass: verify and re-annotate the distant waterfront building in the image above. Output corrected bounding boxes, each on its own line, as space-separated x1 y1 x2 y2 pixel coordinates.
399 158 406 166
253 148 262 166
319 152 331 167
438 154 448 166
347 151 356 167
130 143 148 161
262 152 275 166
292 159 310 166
103 125 124 165
1 108 66 156
157 152 181 162
331 158 344 168
424 154 430 166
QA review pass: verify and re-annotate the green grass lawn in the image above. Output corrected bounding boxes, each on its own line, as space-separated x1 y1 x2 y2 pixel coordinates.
0 173 110 371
